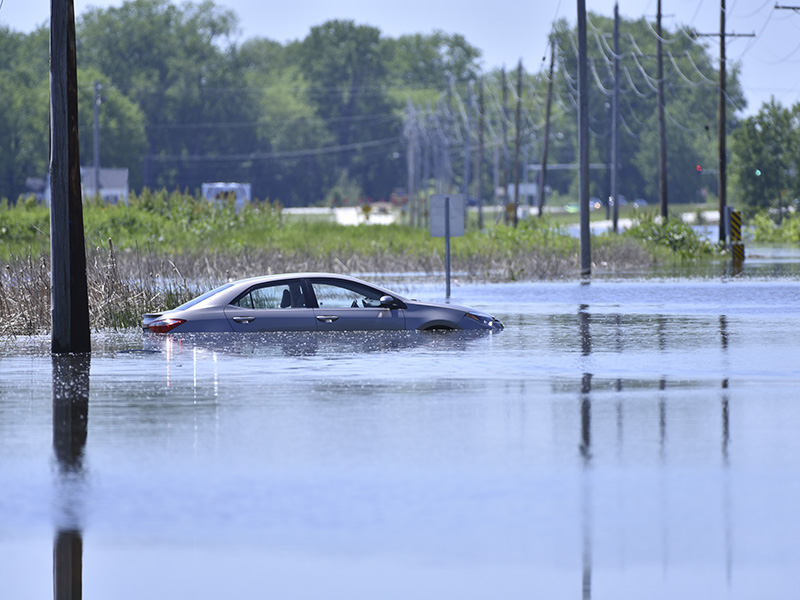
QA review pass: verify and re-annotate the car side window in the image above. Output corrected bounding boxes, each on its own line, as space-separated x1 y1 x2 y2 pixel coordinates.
231 282 306 309
311 281 383 309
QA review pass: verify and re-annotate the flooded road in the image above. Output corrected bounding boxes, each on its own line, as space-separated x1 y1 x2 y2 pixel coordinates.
2 263 800 599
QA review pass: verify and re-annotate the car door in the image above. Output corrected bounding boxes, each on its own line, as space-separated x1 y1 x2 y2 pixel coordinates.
308 278 405 331
223 280 317 332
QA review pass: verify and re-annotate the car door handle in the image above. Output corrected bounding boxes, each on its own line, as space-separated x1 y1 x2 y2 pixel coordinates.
316 315 339 323
232 316 256 323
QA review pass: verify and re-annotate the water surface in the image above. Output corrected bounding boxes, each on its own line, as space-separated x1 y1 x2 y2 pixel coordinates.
1 265 799 599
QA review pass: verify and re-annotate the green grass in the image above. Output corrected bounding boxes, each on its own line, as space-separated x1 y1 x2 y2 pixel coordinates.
0 191 730 334
751 209 800 244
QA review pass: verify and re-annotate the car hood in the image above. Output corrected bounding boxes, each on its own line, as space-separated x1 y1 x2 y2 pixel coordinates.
406 299 482 315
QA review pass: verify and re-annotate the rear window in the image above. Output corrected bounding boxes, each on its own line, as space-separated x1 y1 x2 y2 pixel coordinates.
173 283 235 311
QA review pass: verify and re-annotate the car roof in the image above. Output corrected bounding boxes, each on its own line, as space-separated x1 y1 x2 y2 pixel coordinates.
194 273 409 305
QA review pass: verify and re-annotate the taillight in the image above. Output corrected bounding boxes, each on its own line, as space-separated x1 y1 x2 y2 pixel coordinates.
147 318 186 333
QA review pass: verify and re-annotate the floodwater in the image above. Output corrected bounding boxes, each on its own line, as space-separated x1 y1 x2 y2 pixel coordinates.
2 254 800 599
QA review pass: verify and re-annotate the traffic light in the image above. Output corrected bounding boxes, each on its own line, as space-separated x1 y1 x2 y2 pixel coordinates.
696 164 702 173
755 168 762 177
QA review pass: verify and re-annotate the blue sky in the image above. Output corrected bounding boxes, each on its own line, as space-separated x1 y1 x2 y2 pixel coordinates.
1 0 797 116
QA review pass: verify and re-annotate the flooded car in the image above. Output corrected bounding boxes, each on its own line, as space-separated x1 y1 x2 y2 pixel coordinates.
142 273 504 333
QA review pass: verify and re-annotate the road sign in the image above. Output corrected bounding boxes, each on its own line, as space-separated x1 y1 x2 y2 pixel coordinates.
430 194 465 237
429 194 465 299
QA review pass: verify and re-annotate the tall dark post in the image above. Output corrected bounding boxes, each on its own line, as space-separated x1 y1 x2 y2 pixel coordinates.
93 79 101 197
657 0 668 219
50 0 91 354
406 101 416 227
501 68 510 222
612 3 621 233
512 61 523 228
464 81 473 224
718 0 727 244
474 78 485 230
578 0 592 277
538 37 556 218
421 106 431 230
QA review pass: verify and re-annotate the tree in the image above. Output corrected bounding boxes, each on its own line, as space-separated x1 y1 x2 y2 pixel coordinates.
293 20 403 198
549 14 744 207
77 0 248 191
384 31 482 104
77 70 148 189
234 37 335 204
730 99 799 212
0 26 49 201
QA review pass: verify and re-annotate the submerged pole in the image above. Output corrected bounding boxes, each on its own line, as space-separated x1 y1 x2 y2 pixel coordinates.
50 0 91 353
577 0 592 278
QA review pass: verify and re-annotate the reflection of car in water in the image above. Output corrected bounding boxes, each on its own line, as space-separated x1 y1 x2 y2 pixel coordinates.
143 273 504 334
142 328 494 359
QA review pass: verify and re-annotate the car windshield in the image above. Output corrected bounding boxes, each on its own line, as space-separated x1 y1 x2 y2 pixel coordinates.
172 283 235 311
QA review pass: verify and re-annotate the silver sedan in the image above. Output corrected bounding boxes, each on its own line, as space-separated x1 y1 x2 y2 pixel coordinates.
142 273 504 333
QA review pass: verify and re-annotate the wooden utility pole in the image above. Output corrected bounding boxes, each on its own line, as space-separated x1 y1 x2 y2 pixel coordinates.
93 79 101 197
464 81 473 227
474 78 485 230
578 0 592 278
538 38 556 217
657 0 668 219
695 1 754 242
406 101 416 228
512 61 523 228
50 0 91 354
501 68 510 222
612 3 621 233
718 0 727 243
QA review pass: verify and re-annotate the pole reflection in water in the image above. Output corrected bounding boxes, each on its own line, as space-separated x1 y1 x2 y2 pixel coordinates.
578 304 591 357
577 304 593 600
720 313 733 585
52 354 90 600
580 378 592 600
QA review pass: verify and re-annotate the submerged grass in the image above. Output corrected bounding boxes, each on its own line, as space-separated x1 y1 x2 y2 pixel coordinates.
0 191 719 336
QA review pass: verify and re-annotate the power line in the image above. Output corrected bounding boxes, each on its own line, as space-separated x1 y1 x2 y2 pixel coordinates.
147 135 401 162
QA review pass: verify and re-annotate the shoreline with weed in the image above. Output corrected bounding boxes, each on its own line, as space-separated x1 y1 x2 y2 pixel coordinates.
1 191 722 336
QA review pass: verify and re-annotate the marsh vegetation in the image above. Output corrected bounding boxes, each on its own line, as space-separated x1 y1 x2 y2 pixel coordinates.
1 191 723 335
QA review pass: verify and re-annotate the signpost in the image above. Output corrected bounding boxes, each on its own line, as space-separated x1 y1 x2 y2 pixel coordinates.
430 194 465 299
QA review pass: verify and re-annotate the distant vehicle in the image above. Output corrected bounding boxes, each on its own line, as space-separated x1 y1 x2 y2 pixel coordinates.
201 182 251 212
143 273 504 333
608 195 627 207
563 200 603 212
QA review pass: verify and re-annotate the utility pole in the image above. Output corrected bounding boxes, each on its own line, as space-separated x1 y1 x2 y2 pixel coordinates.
512 61 523 228
501 68 510 222
406 101 416 228
538 37 555 218
50 0 91 354
697 3 754 244
578 0 592 278
93 79 101 198
464 81 473 226
718 0 727 243
656 0 668 219
421 105 431 229
474 78 485 230
612 3 621 233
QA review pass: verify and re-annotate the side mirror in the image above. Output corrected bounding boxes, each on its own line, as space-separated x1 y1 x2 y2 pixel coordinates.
380 295 398 308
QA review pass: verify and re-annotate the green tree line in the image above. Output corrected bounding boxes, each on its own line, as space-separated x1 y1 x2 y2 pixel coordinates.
1 0 789 214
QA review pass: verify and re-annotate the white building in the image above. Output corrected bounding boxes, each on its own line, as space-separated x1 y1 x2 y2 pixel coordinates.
43 167 130 206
